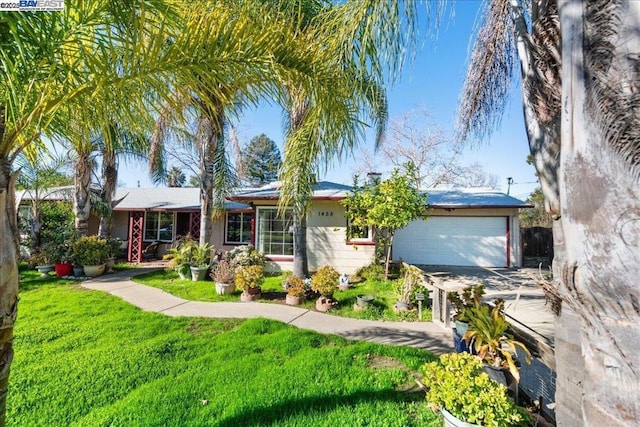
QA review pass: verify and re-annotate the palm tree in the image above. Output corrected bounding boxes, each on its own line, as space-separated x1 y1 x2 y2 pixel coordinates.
0 2 362 424
165 167 186 188
261 0 431 277
14 151 72 250
457 0 640 423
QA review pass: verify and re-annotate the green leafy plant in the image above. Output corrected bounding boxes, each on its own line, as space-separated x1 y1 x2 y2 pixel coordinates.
106 237 123 258
163 237 197 276
29 244 55 266
422 352 533 427
226 245 265 267
447 284 485 323
189 242 215 268
311 265 340 297
210 259 236 284
356 262 385 282
463 300 531 382
284 275 305 297
235 265 265 291
72 236 110 266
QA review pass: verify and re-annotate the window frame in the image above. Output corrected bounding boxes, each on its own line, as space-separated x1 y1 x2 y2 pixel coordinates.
346 219 374 245
224 212 253 245
255 207 294 258
144 211 175 242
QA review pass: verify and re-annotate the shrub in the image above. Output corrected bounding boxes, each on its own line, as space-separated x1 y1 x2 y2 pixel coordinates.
311 265 340 297
235 265 265 291
163 237 197 275
284 275 305 297
394 263 428 304
422 352 532 427
357 262 384 282
72 236 110 266
210 260 236 284
226 245 265 267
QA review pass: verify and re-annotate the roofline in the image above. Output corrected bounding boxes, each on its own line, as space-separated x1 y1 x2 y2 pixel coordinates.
429 204 534 209
229 195 346 202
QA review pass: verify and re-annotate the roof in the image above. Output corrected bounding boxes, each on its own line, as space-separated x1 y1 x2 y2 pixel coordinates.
423 188 533 209
230 181 353 201
112 187 250 211
18 183 532 211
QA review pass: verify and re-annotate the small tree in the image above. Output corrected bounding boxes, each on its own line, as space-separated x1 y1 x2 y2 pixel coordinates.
240 134 282 186
519 187 552 228
342 165 427 278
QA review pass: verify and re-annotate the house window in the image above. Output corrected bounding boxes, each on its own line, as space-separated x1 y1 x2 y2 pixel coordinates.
347 219 372 241
144 212 174 242
225 212 253 244
256 207 293 257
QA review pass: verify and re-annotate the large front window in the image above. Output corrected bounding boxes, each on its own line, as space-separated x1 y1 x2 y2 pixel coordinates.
144 212 174 241
225 212 252 244
256 207 293 256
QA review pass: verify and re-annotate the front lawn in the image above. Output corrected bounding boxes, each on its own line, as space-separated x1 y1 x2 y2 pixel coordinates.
11 275 440 426
132 269 432 322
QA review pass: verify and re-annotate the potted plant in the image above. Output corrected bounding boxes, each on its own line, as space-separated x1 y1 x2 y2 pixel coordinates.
211 259 237 295
104 237 123 273
189 242 214 281
71 235 110 277
163 237 196 280
284 275 305 305
311 265 340 312
447 284 485 336
226 244 266 267
462 299 531 401
31 246 55 276
236 265 264 301
50 240 73 277
422 352 533 427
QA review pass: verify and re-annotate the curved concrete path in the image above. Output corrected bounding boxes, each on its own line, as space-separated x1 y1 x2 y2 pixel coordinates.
83 267 453 355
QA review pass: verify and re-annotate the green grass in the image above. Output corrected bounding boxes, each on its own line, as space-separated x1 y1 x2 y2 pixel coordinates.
133 269 432 322
10 274 440 426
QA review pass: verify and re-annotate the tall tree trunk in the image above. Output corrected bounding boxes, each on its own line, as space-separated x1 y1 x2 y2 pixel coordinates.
292 212 308 277
198 102 224 246
556 1 640 424
0 158 20 427
74 152 93 236
98 148 117 237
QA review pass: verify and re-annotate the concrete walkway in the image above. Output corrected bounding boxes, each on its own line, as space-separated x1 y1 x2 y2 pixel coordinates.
83 268 454 355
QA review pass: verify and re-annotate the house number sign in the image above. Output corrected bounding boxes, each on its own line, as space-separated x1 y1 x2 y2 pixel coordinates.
316 211 334 217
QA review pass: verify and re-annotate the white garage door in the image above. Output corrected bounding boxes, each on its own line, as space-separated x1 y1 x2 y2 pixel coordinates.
394 217 507 267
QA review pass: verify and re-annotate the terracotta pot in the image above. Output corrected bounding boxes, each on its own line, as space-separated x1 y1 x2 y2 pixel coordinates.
315 296 336 312
83 264 105 277
54 262 73 277
286 294 304 306
240 286 261 301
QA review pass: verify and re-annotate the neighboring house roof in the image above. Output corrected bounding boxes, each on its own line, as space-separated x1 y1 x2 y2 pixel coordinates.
230 181 353 201
112 187 250 211
424 188 533 209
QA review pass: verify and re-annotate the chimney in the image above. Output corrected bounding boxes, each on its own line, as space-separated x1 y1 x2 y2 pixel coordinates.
366 172 382 185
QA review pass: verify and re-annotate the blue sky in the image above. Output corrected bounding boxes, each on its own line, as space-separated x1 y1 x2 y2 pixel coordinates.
119 1 538 201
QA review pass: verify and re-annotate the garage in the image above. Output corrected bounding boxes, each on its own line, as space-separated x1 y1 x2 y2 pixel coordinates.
393 216 508 267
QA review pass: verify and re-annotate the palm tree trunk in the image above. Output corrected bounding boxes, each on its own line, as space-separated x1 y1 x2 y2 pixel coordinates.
0 158 20 427
197 104 223 246
98 148 117 237
73 152 93 236
556 1 640 424
292 212 308 277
